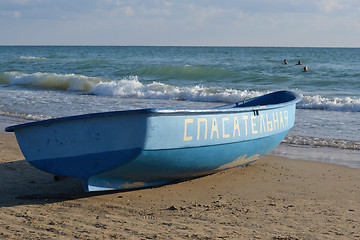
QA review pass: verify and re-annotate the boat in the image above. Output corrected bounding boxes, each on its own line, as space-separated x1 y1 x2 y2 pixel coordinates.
6 90 301 192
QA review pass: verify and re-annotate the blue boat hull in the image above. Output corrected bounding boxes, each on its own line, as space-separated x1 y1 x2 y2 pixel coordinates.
86 131 288 191
6 91 301 192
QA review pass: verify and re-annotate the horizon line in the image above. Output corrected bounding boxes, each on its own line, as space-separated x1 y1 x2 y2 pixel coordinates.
1 44 360 49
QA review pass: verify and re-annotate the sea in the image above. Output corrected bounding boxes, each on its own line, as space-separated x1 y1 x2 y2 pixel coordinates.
0 46 359 168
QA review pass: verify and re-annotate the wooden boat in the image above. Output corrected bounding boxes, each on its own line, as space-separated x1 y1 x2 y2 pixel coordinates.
6 90 301 192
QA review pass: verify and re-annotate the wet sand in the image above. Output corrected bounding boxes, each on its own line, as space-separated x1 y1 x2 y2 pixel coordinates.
0 132 359 239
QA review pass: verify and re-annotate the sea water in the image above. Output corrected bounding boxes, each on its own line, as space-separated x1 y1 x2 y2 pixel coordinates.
0 46 359 168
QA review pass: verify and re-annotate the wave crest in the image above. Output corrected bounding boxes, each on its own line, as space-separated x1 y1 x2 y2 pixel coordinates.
89 76 263 102
19 56 48 60
2 72 104 92
2 71 359 112
298 94 360 112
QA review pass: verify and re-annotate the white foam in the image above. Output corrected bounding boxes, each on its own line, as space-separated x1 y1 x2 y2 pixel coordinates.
88 77 360 112
19 56 48 60
298 94 360 112
3 71 360 113
89 76 144 97
0 110 50 121
89 76 265 103
5 72 103 91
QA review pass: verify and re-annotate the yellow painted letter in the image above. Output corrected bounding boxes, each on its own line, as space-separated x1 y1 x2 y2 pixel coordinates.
251 115 258 134
273 112 279 131
222 117 230 138
233 117 241 137
184 118 193 141
242 115 249 136
266 114 273 132
259 114 266 133
211 118 219 139
197 118 208 140
279 111 284 129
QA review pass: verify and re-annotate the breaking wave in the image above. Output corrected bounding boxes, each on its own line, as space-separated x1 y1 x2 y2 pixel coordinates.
88 76 263 102
19 56 48 60
0 71 103 92
298 94 360 112
1 71 359 112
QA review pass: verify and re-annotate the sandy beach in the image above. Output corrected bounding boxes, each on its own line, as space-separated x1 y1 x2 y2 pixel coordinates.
0 132 359 239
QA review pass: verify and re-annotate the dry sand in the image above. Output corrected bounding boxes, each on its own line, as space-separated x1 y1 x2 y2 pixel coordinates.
0 132 359 239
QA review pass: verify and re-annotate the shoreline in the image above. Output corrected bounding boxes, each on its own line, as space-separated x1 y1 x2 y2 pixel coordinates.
1 132 359 239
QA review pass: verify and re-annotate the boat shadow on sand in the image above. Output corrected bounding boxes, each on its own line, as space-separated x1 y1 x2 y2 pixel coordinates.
0 159 207 208
0 159 160 208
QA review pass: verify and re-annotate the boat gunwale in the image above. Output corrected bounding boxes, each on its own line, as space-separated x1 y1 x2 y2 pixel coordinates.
5 91 301 132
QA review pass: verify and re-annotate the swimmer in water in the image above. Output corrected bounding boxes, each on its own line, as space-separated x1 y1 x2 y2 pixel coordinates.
296 60 302 65
304 66 308 72
284 59 288 65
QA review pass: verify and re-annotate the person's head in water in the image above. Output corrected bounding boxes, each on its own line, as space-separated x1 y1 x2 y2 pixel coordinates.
296 60 302 65
303 66 308 72
284 59 288 65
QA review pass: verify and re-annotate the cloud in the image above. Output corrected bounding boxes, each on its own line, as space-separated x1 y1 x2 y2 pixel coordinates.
0 0 359 46
316 0 357 12
123 6 134 16
0 10 21 18
8 0 29 4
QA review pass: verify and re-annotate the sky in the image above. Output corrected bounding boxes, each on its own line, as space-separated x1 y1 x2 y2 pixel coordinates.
1 0 360 47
